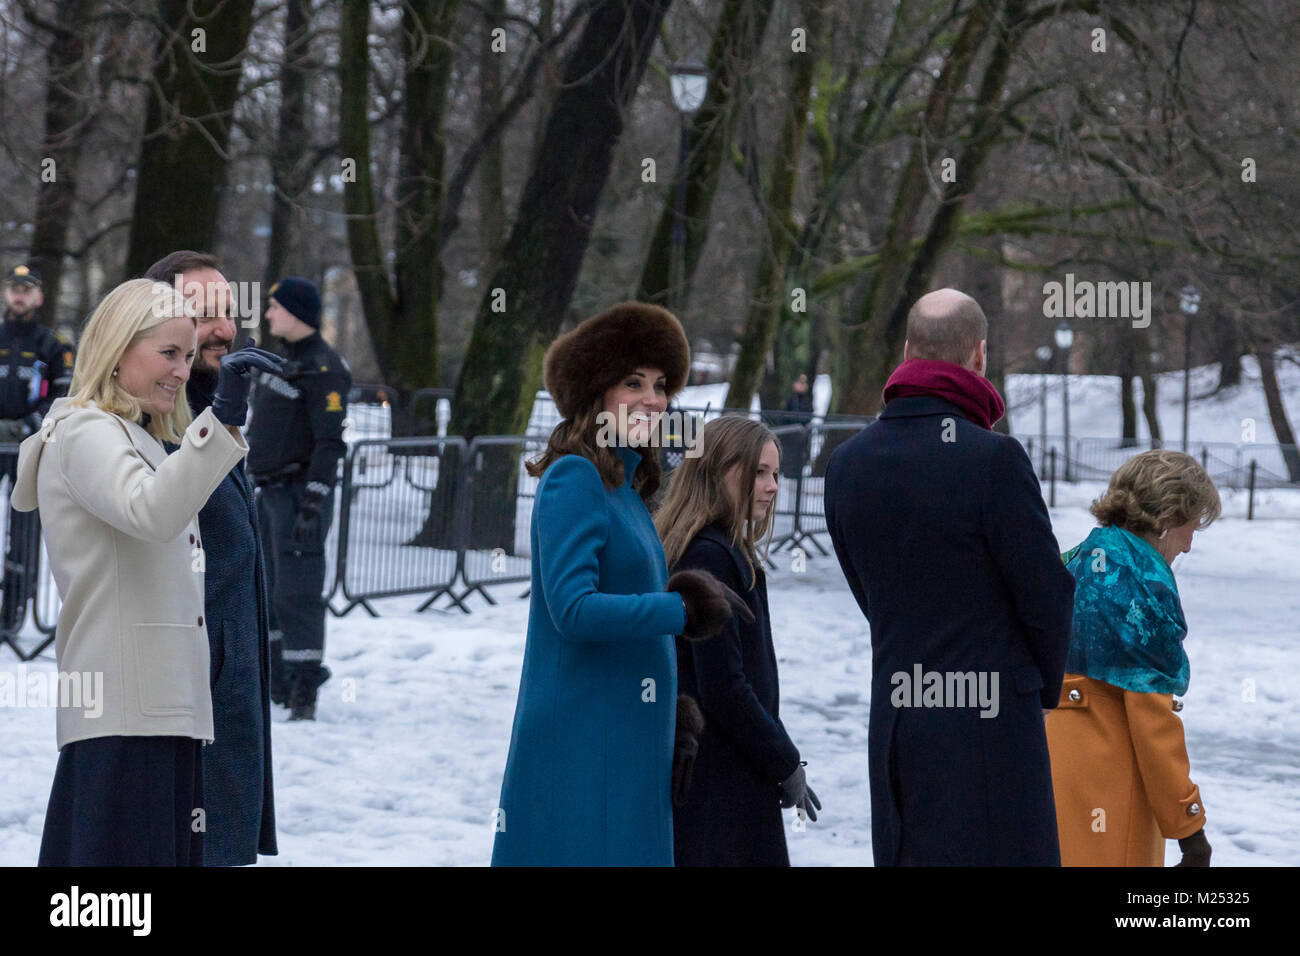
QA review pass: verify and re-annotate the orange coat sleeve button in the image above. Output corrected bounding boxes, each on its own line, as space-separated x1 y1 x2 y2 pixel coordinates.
1188 802 1201 816
199 427 209 437
1068 689 1081 702
197 616 204 627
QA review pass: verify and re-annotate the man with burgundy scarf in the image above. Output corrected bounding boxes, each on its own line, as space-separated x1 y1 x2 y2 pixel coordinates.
825 288 1075 866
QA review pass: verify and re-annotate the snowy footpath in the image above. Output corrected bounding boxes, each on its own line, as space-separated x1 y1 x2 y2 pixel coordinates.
2 492 1297 866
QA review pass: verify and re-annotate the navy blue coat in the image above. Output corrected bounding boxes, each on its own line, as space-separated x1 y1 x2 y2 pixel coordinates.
824 395 1075 866
179 380 277 865
672 523 801 866
200 461 278 865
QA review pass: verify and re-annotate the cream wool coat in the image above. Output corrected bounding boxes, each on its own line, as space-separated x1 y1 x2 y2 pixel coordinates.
12 397 249 748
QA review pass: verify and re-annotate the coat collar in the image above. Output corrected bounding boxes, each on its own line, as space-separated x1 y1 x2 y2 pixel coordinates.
695 521 761 590
115 413 166 470
877 394 971 422
614 445 642 487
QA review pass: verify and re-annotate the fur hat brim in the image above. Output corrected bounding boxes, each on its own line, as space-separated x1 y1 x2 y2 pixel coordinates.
543 302 690 419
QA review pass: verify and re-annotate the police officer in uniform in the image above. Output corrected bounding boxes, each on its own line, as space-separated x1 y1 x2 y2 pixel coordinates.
1 264 74 633
246 277 350 720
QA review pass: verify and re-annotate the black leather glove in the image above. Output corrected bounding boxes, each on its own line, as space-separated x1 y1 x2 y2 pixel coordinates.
779 762 822 823
1175 827 1211 867
672 694 705 807
211 343 285 426
291 489 327 546
667 569 755 641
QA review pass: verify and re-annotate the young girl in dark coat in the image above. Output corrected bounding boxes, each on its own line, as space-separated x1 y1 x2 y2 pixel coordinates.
656 415 821 866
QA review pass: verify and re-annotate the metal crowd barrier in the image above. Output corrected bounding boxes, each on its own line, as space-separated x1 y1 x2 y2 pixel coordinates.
8 414 1300 651
330 436 466 615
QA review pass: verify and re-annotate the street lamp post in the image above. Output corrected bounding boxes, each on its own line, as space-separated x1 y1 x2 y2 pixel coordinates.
1036 345 1053 475
1055 323 1074 481
668 60 709 312
1179 284 1200 452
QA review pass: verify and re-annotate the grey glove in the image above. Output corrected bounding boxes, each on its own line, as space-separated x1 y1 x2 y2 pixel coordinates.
779 761 821 823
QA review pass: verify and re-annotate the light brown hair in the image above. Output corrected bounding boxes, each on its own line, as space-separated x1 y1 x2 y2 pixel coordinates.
1091 450 1222 535
655 416 778 588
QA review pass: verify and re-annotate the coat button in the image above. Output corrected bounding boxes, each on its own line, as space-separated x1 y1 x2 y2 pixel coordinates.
1172 698 1184 712
1188 802 1201 816
197 616 204 627
189 534 195 544
199 427 208 437
1068 689 1081 702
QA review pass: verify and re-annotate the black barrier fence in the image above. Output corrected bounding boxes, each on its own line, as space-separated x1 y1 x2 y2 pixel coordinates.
6 415 1300 650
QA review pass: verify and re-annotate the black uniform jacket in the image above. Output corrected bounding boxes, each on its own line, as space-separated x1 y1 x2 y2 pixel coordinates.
245 331 351 488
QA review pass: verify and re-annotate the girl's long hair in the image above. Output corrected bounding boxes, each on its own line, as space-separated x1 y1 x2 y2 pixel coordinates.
525 396 662 501
67 278 197 444
655 415 778 588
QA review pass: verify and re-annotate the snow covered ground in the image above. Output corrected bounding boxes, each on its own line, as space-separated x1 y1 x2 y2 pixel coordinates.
2 492 1296 866
2 357 1297 866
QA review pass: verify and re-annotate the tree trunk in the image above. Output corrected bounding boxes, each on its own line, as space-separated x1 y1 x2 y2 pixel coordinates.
1119 331 1138 446
634 0 776 312
27 0 99 328
816 0 1023 470
388 0 460 392
1215 305 1244 390
409 0 673 549
124 0 256 278
1257 348 1300 481
339 0 397 376
478 0 507 272
1140 355 1162 448
1120 374 1138 446
263 0 311 292
725 0 824 411
832 0 1011 419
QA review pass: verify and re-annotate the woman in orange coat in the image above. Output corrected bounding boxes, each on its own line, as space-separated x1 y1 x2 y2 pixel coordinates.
1047 450 1220 867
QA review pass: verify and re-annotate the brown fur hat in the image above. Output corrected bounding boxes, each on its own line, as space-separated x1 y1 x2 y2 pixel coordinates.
543 302 691 419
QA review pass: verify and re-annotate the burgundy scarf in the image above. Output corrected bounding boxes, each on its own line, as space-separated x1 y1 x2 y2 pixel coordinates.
882 359 1006 430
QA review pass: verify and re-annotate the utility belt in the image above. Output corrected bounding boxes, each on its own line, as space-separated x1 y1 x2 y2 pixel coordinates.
250 461 308 488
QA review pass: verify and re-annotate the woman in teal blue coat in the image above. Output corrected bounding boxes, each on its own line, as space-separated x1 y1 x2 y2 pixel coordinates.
491 303 748 866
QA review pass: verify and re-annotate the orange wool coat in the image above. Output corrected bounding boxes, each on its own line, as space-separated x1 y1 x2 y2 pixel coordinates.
1045 674 1206 866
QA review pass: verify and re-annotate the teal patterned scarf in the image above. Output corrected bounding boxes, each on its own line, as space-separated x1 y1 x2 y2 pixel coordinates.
1061 525 1190 695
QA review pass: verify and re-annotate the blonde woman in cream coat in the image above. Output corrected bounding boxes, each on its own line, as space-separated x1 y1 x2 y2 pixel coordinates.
12 278 283 866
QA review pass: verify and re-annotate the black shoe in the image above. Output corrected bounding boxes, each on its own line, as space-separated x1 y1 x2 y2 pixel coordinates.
271 685 291 707
288 678 317 721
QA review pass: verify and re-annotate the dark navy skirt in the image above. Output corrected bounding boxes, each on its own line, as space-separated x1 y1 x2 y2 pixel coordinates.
38 735 204 867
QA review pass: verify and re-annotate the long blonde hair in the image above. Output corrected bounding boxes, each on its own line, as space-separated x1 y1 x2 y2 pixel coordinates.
68 278 197 444
655 415 778 588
